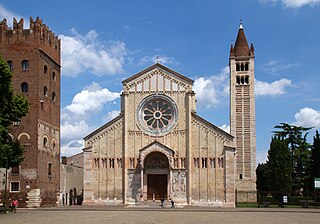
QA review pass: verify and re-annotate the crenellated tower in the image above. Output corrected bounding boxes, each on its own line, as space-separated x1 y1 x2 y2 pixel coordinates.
0 17 60 207
229 22 256 193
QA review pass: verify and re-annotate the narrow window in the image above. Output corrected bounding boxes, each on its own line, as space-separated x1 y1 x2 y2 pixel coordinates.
21 82 29 93
44 86 48 97
236 63 240 71
109 158 114 168
245 76 249 84
22 60 29 70
236 76 240 85
52 91 56 102
239 173 243 180
48 163 52 176
52 141 56 151
202 158 207 168
43 136 48 147
117 158 122 168
180 158 185 168
10 182 20 192
210 158 216 168
44 65 48 74
7 60 13 71
241 63 244 71
245 63 249 71
52 71 56 81
241 76 245 84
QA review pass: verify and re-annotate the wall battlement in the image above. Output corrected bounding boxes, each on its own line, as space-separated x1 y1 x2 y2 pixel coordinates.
0 17 60 62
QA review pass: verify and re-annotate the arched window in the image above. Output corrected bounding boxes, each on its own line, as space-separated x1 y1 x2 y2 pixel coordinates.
245 63 249 71
52 71 56 81
44 65 48 74
236 63 240 71
241 76 245 84
22 60 29 70
43 136 48 147
240 63 244 71
236 76 240 85
44 86 48 97
21 82 29 93
245 76 249 84
52 91 56 102
7 60 13 71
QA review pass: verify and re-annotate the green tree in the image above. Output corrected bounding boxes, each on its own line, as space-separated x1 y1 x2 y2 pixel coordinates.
256 163 270 193
267 137 292 200
0 55 28 212
273 123 311 193
311 131 320 189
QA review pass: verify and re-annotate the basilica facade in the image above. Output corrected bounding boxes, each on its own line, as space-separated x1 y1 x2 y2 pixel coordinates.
82 24 256 207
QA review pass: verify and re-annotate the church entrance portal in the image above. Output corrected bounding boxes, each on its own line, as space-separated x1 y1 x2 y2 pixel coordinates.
143 151 170 201
147 174 167 200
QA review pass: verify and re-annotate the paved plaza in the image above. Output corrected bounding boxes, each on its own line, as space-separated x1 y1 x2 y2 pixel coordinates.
1 207 320 224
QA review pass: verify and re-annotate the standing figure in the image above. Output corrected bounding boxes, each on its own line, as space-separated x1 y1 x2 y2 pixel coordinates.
12 199 18 213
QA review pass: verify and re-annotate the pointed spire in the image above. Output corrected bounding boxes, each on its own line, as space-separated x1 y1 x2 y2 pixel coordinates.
232 22 250 57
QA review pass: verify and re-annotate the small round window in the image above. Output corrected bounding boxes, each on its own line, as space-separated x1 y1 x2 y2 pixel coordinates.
138 94 178 135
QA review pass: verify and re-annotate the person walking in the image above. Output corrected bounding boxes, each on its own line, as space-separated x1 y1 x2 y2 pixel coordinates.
12 199 18 213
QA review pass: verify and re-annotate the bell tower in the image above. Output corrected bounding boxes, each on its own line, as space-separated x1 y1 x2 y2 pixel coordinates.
229 22 256 191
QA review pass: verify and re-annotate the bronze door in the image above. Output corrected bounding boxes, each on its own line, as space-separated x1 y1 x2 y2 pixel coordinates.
147 174 167 200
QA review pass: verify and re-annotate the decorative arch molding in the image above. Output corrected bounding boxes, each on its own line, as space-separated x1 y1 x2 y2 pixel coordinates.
18 132 31 140
139 141 175 169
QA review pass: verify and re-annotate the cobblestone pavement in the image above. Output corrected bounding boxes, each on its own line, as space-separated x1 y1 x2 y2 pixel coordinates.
1 207 320 224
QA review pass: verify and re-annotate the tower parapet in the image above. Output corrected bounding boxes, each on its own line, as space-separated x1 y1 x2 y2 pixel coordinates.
0 17 60 64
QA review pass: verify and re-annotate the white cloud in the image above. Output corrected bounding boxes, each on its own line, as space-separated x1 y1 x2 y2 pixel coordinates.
61 120 92 141
255 78 292 96
59 29 127 77
263 60 299 74
193 66 229 108
139 55 177 65
103 110 120 123
65 83 120 116
294 107 320 128
260 0 320 7
219 124 230 133
61 140 84 157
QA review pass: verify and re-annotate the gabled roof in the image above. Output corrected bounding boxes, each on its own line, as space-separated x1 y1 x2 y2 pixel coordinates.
139 140 175 155
122 63 194 85
191 112 234 140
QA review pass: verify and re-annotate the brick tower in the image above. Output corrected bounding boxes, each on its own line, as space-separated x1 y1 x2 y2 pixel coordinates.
0 17 60 207
229 22 256 193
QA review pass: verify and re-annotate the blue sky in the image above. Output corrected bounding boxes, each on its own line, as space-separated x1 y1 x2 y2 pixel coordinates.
1 0 320 164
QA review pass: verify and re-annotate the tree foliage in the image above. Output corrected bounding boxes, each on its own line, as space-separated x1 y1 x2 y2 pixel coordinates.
0 55 29 169
273 123 311 193
311 131 320 188
256 162 270 193
267 137 292 195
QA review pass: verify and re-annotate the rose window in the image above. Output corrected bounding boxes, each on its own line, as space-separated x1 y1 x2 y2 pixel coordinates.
143 100 172 129
138 95 178 135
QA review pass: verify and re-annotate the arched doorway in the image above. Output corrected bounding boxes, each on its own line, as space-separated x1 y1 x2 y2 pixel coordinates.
144 152 169 200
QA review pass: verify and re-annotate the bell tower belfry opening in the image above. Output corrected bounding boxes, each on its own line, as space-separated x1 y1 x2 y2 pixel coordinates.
229 22 256 192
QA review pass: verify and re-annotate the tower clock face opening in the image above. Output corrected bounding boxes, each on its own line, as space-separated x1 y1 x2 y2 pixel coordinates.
137 94 178 135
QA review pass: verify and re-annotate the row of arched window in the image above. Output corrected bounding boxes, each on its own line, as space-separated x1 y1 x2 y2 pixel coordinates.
193 157 224 169
236 62 249 71
7 60 29 70
236 75 250 85
20 83 57 102
42 135 57 151
7 60 57 81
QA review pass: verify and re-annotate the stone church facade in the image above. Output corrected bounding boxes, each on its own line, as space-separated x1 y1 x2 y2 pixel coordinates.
82 24 256 207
